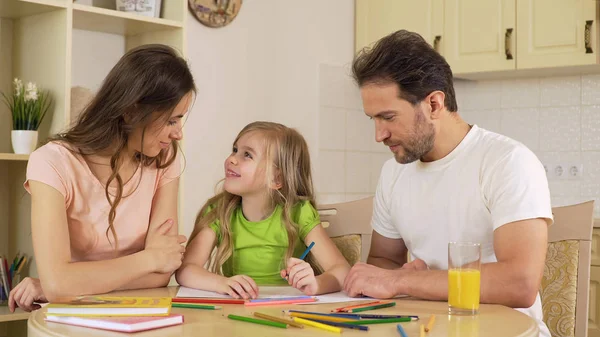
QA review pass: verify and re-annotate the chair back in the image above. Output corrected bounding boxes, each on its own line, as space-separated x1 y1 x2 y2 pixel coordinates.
541 201 594 337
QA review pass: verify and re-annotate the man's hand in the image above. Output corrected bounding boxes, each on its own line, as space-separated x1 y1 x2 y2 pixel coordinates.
400 258 428 271
343 262 403 298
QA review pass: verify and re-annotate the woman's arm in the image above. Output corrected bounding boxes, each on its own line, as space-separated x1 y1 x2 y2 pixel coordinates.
116 178 182 290
30 181 183 301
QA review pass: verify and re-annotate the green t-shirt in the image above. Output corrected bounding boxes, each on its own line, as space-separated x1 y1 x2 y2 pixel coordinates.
209 200 320 285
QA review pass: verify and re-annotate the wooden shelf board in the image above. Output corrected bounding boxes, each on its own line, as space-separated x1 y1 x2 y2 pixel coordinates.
0 307 29 322
0 153 29 161
72 4 182 36
0 0 67 19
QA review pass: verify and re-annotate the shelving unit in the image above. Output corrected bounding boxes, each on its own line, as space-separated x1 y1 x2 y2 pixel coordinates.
0 0 188 334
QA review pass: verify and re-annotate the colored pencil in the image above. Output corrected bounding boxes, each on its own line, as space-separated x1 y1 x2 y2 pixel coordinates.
292 317 342 333
397 324 409 337
172 298 245 305
287 309 418 320
227 314 288 329
249 296 312 302
245 297 316 306
253 312 304 328
333 300 382 312
420 323 425 337
306 318 370 331
289 312 359 323
284 241 315 279
172 303 221 310
346 317 414 325
287 310 360 319
349 301 396 312
425 314 435 332
299 242 315 260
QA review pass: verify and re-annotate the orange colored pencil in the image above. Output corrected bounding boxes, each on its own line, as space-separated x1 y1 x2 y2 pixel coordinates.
332 301 383 312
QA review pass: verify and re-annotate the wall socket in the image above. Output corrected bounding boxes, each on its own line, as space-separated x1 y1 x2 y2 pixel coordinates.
542 163 583 180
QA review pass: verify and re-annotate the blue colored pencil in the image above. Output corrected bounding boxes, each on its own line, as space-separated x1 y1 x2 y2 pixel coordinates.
397 324 409 337
250 296 312 303
299 242 315 260
307 318 369 331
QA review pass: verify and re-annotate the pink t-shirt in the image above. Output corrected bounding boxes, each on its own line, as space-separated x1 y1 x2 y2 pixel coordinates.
24 142 181 262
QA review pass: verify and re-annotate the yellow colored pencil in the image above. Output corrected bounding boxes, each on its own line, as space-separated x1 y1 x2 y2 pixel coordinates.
289 312 358 323
254 312 304 328
420 324 425 337
425 314 435 332
292 317 342 333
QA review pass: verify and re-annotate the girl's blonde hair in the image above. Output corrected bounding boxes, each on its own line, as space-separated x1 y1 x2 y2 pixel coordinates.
190 121 315 274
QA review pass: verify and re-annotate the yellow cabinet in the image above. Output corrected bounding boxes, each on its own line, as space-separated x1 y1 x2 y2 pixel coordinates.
517 0 598 69
355 0 444 54
444 0 516 74
591 265 600 337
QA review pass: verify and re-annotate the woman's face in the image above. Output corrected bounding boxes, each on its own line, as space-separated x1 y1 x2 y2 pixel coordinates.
128 91 193 157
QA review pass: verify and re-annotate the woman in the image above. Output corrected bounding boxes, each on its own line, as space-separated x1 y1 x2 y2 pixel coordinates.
8 44 196 311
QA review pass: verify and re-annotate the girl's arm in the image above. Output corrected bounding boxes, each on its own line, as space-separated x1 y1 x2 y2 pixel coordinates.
284 224 350 295
175 227 258 299
30 181 184 301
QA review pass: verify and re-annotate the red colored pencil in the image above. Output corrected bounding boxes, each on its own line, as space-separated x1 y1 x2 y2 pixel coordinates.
172 298 246 305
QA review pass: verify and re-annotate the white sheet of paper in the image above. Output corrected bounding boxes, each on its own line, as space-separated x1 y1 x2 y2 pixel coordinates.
176 286 398 304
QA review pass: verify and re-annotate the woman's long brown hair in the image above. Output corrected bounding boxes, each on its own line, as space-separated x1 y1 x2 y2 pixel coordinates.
50 44 196 249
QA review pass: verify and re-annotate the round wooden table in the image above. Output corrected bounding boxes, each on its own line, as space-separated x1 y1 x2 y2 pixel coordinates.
28 287 538 337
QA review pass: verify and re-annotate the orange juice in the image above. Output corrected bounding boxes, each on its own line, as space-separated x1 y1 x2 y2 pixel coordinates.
448 268 480 311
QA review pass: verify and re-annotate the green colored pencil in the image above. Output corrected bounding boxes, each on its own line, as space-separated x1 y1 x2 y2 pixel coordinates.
172 303 222 310
346 317 413 325
348 302 396 313
227 314 288 329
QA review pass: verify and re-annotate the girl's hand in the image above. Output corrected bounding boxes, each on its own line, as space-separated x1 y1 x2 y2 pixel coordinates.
144 219 187 274
281 258 318 295
220 275 259 299
8 277 48 312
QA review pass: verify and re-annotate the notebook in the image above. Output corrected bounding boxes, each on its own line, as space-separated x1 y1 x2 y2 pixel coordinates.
46 296 172 317
45 314 183 332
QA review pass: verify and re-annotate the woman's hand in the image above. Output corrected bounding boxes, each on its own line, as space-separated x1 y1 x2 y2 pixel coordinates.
144 219 187 273
219 275 259 299
8 277 48 312
281 258 318 295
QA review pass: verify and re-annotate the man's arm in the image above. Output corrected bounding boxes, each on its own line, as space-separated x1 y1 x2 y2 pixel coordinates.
366 231 408 269
345 218 548 308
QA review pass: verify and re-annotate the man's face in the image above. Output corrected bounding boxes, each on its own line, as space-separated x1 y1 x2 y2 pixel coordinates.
361 83 436 164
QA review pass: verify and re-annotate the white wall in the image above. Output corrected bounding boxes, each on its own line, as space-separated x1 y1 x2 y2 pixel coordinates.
456 75 600 217
182 0 356 235
71 29 125 91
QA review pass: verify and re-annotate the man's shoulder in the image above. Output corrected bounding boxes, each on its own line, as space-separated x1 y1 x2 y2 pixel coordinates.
472 126 538 166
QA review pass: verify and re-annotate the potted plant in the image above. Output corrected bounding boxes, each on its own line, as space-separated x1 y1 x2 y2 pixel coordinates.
2 78 52 154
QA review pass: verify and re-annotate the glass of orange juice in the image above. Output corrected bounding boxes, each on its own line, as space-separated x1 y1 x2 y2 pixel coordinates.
448 242 481 315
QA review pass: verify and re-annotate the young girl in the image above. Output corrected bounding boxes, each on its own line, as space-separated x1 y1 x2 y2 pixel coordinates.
9 44 195 312
176 122 350 299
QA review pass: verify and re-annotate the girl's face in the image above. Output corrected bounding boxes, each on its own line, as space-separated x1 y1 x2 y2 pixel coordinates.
223 131 269 198
128 91 193 157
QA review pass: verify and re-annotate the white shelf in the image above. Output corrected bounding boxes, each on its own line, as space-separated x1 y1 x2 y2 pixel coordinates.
0 307 29 322
72 4 182 36
0 0 67 19
0 153 29 161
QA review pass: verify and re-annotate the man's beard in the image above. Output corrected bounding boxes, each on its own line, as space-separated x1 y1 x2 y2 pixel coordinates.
392 110 435 164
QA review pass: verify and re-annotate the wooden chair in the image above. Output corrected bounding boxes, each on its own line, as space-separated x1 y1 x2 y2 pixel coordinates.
540 201 594 337
308 197 374 272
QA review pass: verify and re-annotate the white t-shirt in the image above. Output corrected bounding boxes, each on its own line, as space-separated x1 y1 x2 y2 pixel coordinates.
372 125 552 337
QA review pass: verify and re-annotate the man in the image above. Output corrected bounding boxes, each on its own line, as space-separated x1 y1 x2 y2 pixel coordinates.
343 30 552 336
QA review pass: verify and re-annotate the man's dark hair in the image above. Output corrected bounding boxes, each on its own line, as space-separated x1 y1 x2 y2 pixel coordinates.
352 30 458 112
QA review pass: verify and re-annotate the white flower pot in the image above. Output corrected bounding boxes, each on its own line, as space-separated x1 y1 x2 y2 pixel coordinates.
11 130 38 154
